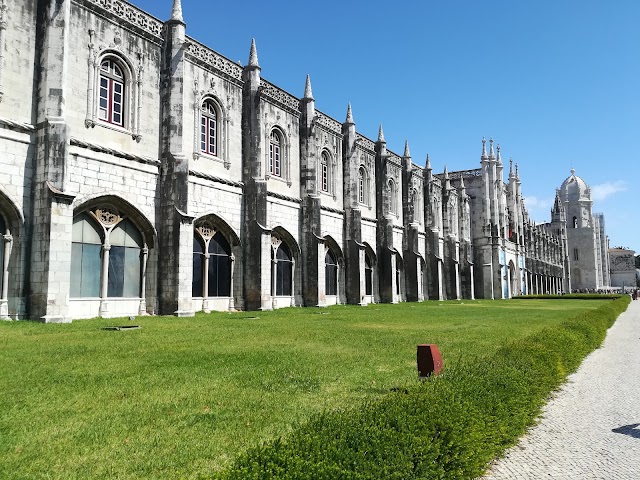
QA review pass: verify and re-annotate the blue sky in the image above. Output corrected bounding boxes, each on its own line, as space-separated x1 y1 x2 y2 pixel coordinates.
135 0 639 251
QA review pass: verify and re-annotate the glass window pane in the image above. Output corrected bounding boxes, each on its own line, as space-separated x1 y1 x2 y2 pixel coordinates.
192 252 203 297
209 232 231 255
124 220 143 248
81 244 101 298
107 246 125 297
123 247 141 298
209 255 231 297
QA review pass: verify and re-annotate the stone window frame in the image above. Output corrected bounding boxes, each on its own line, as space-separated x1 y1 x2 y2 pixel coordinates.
265 126 292 187
319 149 337 199
387 178 398 216
358 165 370 206
193 94 230 169
85 46 142 142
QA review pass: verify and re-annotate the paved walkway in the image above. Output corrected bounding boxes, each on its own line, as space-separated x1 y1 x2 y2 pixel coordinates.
482 299 640 480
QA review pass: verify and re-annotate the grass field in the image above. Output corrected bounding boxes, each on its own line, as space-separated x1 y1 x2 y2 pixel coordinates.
0 299 611 479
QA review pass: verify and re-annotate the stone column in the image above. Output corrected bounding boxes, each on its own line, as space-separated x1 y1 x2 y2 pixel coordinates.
99 243 111 317
138 246 148 315
0 232 11 319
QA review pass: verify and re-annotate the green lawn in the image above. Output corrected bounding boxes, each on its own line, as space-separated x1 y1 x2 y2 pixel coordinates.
0 299 609 479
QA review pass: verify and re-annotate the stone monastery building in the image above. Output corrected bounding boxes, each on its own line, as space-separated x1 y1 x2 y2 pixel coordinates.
0 0 610 321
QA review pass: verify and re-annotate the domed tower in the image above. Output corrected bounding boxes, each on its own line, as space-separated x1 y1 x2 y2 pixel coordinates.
559 169 592 229
558 169 609 290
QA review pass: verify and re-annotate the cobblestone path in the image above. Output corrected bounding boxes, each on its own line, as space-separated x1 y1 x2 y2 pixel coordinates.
482 300 640 479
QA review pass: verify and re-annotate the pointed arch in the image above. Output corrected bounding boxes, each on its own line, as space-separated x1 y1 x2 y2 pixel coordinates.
72 194 156 248
0 188 24 234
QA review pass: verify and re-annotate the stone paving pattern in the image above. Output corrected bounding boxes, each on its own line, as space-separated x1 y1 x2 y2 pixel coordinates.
482 300 640 479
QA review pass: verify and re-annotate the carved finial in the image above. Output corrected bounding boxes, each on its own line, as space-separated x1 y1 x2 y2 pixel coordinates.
571 168 576 176
459 175 466 189
378 124 385 143
404 140 411 158
443 165 449 178
345 103 354 124
248 38 259 67
481 137 487 158
171 0 184 22
496 144 502 165
489 137 495 158
516 163 520 180
509 157 515 177
426 154 432 170
303 74 313 100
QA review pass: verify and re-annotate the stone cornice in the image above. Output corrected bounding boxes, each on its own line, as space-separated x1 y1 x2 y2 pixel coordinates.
188 170 244 189
315 111 342 136
70 137 159 165
267 191 301 204
72 0 164 44
185 37 244 86
0 117 35 133
355 134 376 154
258 80 301 116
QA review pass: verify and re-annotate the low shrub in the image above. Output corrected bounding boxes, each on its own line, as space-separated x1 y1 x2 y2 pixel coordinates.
217 295 630 480
513 293 623 300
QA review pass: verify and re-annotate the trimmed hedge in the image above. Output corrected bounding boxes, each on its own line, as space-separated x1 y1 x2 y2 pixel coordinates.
216 296 630 480
513 294 624 300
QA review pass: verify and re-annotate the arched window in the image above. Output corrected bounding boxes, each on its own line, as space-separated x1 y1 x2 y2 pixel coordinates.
201 100 218 156
274 243 293 296
70 210 144 299
325 249 338 295
388 179 397 215
99 58 126 127
358 166 367 204
365 254 373 296
193 226 232 298
269 130 282 177
321 151 330 193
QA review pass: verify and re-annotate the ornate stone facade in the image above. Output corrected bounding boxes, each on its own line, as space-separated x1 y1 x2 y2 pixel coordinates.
0 0 607 321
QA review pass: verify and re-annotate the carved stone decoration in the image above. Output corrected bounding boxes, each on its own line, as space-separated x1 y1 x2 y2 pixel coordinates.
0 0 7 103
95 205 121 226
186 40 243 82
85 30 97 128
82 0 164 40
271 236 282 251
196 222 216 240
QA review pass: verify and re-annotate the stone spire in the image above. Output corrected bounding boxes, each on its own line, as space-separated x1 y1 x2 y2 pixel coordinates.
345 102 354 124
303 74 313 100
377 124 385 143
459 174 465 190
425 154 431 170
248 38 259 68
516 163 520 181
496 144 502 165
481 137 488 160
509 157 515 178
489 137 495 159
171 0 184 22
443 165 451 189
403 139 411 158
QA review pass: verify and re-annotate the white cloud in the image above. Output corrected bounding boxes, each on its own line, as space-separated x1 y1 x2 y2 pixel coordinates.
591 181 627 201
522 196 554 224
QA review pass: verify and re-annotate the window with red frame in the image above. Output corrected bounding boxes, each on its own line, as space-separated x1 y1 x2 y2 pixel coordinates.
200 101 217 156
99 59 125 126
269 130 281 176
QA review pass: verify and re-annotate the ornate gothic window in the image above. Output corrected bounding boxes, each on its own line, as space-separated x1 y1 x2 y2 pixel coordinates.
70 208 144 299
269 130 282 177
365 254 373 296
325 249 338 296
200 100 218 156
274 242 293 296
388 179 397 215
358 166 368 205
192 224 232 298
321 151 330 193
99 59 126 127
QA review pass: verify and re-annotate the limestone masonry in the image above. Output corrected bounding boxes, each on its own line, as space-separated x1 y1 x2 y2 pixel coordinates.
0 0 611 321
